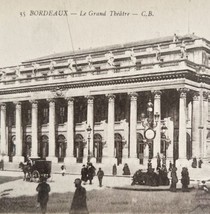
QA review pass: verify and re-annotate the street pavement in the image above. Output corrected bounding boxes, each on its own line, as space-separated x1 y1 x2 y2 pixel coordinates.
1 162 210 198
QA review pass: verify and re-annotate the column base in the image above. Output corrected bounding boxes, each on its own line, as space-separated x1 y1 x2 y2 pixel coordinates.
47 156 58 163
175 159 191 168
64 157 76 164
1 156 9 162
103 157 117 165
13 156 24 163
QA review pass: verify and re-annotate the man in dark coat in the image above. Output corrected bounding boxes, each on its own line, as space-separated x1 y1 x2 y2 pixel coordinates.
170 165 178 192
81 165 88 184
181 167 190 192
36 177 51 214
87 163 96 184
70 178 88 214
97 168 104 187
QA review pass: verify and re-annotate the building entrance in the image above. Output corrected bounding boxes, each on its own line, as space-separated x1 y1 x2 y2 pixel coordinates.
74 134 84 163
94 134 103 163
39 135 49 159
115 133 123 165
56 135 66 162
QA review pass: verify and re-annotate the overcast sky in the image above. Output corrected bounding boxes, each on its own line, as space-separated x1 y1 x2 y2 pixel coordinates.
0 0 210 67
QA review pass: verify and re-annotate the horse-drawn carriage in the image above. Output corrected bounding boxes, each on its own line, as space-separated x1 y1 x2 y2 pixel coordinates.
19 158 52 182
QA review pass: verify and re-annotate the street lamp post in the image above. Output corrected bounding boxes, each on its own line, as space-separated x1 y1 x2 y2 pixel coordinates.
87 125 92 162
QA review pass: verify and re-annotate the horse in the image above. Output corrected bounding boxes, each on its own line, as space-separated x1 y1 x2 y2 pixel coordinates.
19 162 31 181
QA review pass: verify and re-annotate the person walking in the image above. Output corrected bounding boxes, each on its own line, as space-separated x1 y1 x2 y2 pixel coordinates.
198 158 203 168
61 165 66 176
181 167 190 192
97 168 104 187
87 162 96 184
36 177 51 214
69 178 89 214
170 165 178 192
81 164 88 184
112 164 117 176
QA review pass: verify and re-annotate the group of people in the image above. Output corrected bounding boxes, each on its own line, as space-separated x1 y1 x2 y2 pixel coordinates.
81 162 96 185
192 157 203 168
170 165 190 192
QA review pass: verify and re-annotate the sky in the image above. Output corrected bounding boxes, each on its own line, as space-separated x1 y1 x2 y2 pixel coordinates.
0 0 210 67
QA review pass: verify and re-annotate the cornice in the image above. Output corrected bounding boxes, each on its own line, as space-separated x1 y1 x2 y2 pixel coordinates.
0 69 206 96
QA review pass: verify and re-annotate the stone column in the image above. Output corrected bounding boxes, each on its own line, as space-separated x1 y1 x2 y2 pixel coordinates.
153 90 162 157
203 92 208 158
13 102 24 162
86 96 94 160
65 97 75 163
30 100 38 157
178 88 188 160
47 99 57 163
0 103 7 158
192 91 200 158
129 92 138 159
106 94 116 163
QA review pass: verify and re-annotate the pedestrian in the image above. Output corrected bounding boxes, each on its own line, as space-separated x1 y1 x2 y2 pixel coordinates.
198 158 203 168
69 178 89 214
61 164 66 176
81 164 88 184
181 167 190 192
87 162 96 184
147 159 152 170
97 168 104 187
170 165 178 192
112 164 117 176
156 153 161 170
36 176 51 214
192 157 197 168
122 163 131 175
168 161 173 171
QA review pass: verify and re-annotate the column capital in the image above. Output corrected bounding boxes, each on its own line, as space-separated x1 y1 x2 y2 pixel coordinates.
47 98 55 103
65 97 74 102
14 101 22 110
0 103 6 110
106 94 116 102
192 91 200 101
86 95 94 104
203 91 209 100
153 90 162 99
129 92 138 101
30 99 38 105
178 88 189 98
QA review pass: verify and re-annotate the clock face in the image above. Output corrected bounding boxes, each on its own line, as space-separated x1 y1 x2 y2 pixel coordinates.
144 128 156 140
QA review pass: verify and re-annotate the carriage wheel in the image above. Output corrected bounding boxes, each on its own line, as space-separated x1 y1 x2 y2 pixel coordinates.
31 170 40 182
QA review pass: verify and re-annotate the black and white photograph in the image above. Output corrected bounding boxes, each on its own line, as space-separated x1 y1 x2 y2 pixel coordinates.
1 0 210 213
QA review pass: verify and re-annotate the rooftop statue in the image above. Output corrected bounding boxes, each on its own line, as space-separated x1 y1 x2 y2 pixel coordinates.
32 62 39 77
155 45 161 61
105 51 115 67
67 59 76 72
180 41 187 58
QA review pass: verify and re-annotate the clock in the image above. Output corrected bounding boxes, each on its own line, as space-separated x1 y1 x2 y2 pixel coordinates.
144 128 156 140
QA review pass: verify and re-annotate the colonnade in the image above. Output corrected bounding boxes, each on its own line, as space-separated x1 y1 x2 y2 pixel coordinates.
0 88 208 163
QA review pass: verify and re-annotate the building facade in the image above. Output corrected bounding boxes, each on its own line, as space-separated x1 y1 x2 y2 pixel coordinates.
1 34 210 168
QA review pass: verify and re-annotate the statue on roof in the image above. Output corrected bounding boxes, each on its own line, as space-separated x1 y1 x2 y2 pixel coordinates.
15 66 21 78
49 60 56 73
1 69 6 80
156 45 161 61
126 49 136 65
32 62 39 77
106 51 115 67
173 33 179 43
180 41 187 59
86 55 95 71
67 58 76 72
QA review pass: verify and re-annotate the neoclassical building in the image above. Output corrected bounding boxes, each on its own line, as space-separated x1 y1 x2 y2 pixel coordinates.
1 34 210 167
